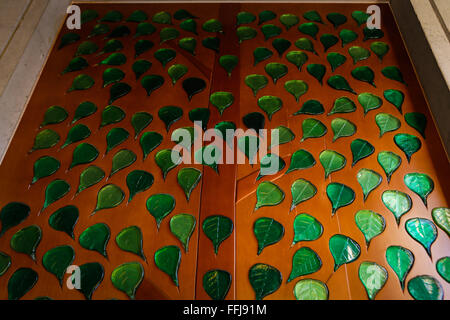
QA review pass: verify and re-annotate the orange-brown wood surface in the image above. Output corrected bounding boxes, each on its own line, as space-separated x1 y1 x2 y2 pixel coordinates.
0 2 448 300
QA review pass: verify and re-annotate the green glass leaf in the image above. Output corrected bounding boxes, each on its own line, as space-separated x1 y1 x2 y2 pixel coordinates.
153 11 171 24
7 268 38 300
256 96 282 121
386 245 414 290
178 37 196 55
215 121 236 146
286 50 308 71
116 226 146 261
76 165 105 196
352 66 376 87
158 106 183 132
174 9 197 20
126 170 153 203
319 150 346 178
303 10 323 23
236 11 256 26
327 52 347 72
202 19 223 33
154 49 176 68
98 39 124 55
405 112 427 138
288 247 322 283
68 74 94 92
258 10 276 25
436 257 450 283
0 203 30 238
432 207 450 236
77 262 104 300
298 23 319 39
172 127 196 151
237 26 257 43
135 39 154 58
326 183 355 215
110 149 136 177
106 24 130 38
170 214 196 252
69 143 98 169
320 33 338 52
328 75 356 94
331 117 356 142
146 193 175 228
256 153 285 181
202 215 233 254
300 118 327 142
271 125 295 148
357 169 382 201
286 149 315 174
209 91 234 116
290 179 317 211
102 68 124 88
355 210 385 248
382 190 412 225
62 57 88 74
254 217 284 254
339 29 358 47
100 10 122 22
404 173 434 207
249 263 281 300
141 74 164 97
10 225 41 261
292 213 323 245
140 131 163 160
255 181 284 210
109 82 131 104
375 113 401 137
394 133 421 163
111 262 144 299
328 97 356 115
0 252 11 276
182 77 206 101
189 108 210 131
160 27 179 43
100 105 125 129
408 275 443 300
307 64 326 85
92 184 124 215
154 245 181 286
382 66 405 84
295 38 317 55
42 245 74 285
348 46 370 64
371 41 389 61
284 80 308 102
195 144 222 173
384 89 404 114
203 269 231 300
363 27 384 41
48 206 78 239
219 55 238 77
261 24 281 41
99 53 126 66
75 41 98 56
280 14 299 30
177 168 201 201
350 138 374 166
294 279 328 300
358 93 383 116
168 64 188 85
61 124 90 149
72 101 96 124
156 149 181 179
329 234 361 271
359 261 388 300
79 223 110 257
377 151 401 183
59 32 80 49
41 179 70 212
327 13 347 28
265 62 287 84
199 36 219 52
180 19 197 35
31 156 60 184
352 11 369 26
135 22 156 37
237 135 260 163
127 10 147 23
294 100 324 115
131 112 152 139
272 38 291 57
245 74 268 96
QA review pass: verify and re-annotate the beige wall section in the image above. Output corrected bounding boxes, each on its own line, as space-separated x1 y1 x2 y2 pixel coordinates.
0 0 447 164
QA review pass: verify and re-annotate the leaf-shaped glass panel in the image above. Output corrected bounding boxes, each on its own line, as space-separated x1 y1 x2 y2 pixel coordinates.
76 165 105 196
72 101 97 124
30 129 60 152
7 268 38 300
295 38 317 55
111 262 144 300
40 106 68 127
327 52 347 72
408 275 443 300
294 279 328 300
170 214 196 252
202 215 233 254
328 97 356 115
382 66 405 84
41 179 70 213
203 269 231 300
284 80 308 102
10 225 41 261
405 112 427 138
261 24 281 41
154 48 176 67
298 23 319 39
288 247 322 283
404 173 434 207
340 29 358 47
79 223 110 257
69 143 99 169
116 226 146 261
158 106 183 132
436 257 450 283
106 127 129 155
329 234 361 271
182 77 206 101
42 245 74 285
286 50 308 71
350 138 374 166
327 75 356 94
126 170 153 203
331 117 356 142
394 133 421 163
219 55 238 77
245 74 268 96
386 245 414 290
248 263 282 300
431 207 450 236
359 261 388 300
146 193 175 228
319 150 346 178
0 202 30 238
177 167 201 201
382 190 412 225
306 64 326 84
294 100 324 115
92 184 124 215
253 217 284 254
237 26 257 43
292 213 323 245
154 245 181 286
286 149 315 174
290 179 317 211
384 89 404 114
31 156 60 184
100 105 125 129
301 118 327 142
265 62 288 84
375 113 401 137
48 206 78 239
78 262 104 300
348 46 370 64
131 112 152 139
377 151 401 183
110 149 136 178
357 168 382 201
358 93 382 115
405 218 437 258
326 183 355 215
61 124 91 149
168 64 188 85
155 149 181 179
320 34 338 52
255 181 285 211
355 210 385 248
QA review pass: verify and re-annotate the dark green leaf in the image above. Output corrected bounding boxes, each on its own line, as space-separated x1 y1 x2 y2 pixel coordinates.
331 117 356 142
111 262 144 299
203 269 231 300
248 263 282 300
408 275 443 300
41 179 70 212
382 190 412 225
254 217 284 254
7 268 38 300
141 74 164 96
168 64 188 84
386 245 414 290
79 223 110 257
245 74 268 96
68 74 94 92
292 213 323 245
329 234 361 271
182 77 206 101
154 48 176 67
404 173 434 207
72 101 97 124
219 55 238 77
76 165 104 195
154 245 181 286
10 225 41 260
351 66 376 87
298 23 319 39
286 149 315 174
382 66 405 84
293 100 324 115
307 64 326 85
377 151 401 183
170 214 196 252
295 38 317 55
42 245 74 285
319 150 346 178
350 138 374 166
320 34 338 52
237 26 257 43
326 183 355 215
405 112 426 138
69 143 99 169
116 226 146 261
48 206 78 239
146 193 175 228
131 112 152 139
126 170 154 203
327 52 347 72
288 247 322 282
92 184 124 215
348 46 370 64
140 131 163 160
394 133 421 163
31 156 60 184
